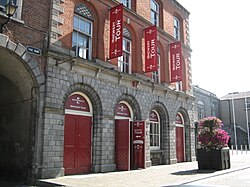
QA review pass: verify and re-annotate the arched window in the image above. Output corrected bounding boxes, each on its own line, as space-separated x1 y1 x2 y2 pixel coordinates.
118 28 132 74
197 101 205 120
152 48 160 83
149 110 160 150
174 16 180 40
72 4 93 60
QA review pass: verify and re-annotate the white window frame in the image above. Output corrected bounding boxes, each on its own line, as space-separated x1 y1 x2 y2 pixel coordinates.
120 0 131 9
72 15 93 60
118 37 132 74
152 50 160 83
174 16 180 40
149 110 160 150
0 0 22 19
150 0 159 26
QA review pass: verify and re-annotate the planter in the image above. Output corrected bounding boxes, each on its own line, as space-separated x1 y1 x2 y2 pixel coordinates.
197 147 230 170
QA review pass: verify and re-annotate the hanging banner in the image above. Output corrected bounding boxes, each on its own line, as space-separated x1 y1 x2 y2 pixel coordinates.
144 25 158 73
170 41 182 83
109 4 123 60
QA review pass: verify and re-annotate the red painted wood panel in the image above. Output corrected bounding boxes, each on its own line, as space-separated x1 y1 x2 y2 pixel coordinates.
115 119 130 171
64 114 92 175
176 126 184 162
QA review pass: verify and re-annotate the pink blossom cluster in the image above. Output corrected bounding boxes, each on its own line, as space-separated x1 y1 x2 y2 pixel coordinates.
199 116 223 129
197 117 229 149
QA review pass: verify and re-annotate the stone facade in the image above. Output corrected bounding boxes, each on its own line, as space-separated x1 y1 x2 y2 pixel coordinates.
0 0 196 182
193 85 220 120
220 92 250 147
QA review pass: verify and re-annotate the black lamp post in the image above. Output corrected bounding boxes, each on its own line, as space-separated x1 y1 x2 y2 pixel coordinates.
0 0 18 33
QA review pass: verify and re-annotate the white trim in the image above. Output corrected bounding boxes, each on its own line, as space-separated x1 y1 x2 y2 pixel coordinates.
115 101 134 120
175 112 185 161
149 110 160 150
65 109 92 116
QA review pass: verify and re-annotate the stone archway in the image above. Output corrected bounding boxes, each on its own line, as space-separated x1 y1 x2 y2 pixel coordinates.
0 34 44 182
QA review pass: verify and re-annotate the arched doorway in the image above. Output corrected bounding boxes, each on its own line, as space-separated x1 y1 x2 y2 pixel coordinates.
114 101 133 171
0 42 41 182
175 112 185 162
64 92 93 175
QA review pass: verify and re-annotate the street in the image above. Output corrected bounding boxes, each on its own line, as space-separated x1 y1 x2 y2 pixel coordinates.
175 167 250 187
40 152 250 187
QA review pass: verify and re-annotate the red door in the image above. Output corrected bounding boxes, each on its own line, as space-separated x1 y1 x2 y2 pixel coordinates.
64 114 92 174
115 119 130 171
176 126 184 162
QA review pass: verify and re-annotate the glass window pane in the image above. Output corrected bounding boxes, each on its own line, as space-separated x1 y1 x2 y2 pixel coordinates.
85 21 91 34
0 0 7 6
79 19 85 32
83 36 88 48
72 32 77 45
126 41 130 52
73 16 79 29
155 135 159 146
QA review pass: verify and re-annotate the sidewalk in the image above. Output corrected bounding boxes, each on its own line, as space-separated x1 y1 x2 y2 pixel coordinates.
40 151 250 187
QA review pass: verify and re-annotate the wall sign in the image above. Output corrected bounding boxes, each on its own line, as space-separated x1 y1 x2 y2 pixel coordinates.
26 46 41 56
115 103 131 117
65 94 90 112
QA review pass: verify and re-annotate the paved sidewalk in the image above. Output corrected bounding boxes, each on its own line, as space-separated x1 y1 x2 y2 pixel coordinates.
40 151 250 187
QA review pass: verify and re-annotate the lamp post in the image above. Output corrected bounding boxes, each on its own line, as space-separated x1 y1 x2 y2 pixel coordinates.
231 93 238 151
0 0 18 33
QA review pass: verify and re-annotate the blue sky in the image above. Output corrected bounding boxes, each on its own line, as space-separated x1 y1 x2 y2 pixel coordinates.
177 0 250 98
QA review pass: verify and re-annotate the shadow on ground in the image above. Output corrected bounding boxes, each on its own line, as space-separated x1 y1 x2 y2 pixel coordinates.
171 169 215 175
0 180 64 187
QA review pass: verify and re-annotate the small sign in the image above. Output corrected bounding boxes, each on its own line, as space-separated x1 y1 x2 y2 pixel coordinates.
26 46 41 56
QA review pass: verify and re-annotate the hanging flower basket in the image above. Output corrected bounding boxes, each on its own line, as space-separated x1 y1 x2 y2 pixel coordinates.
197 117 231 170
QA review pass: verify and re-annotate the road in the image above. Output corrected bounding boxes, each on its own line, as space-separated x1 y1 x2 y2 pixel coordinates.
177 167 250 187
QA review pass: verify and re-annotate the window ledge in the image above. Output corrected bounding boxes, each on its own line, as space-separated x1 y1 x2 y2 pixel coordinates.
150 149 165 153
0 12 24 25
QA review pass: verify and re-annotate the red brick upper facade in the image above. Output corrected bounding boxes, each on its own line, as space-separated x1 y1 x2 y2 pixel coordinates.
0 0 192 92
50 0 192 92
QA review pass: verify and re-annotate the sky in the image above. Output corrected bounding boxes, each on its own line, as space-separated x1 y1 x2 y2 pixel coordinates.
177 0 250 98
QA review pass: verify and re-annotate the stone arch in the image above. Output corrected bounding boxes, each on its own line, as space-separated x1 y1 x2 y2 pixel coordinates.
0 34 44 182
149 102 170 164
63 83 103 168
115 94 141 121
176 107 191 161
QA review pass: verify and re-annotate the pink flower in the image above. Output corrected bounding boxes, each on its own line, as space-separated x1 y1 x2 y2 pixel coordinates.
197 117 229 149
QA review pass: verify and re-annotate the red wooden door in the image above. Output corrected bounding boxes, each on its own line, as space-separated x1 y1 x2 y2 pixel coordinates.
176 126 184 162
64 114 92 174
115 119 130 171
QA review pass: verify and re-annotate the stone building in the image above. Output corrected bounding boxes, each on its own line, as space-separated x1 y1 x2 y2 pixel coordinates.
193 85 220 121
0 0 195 182
220 92 250 147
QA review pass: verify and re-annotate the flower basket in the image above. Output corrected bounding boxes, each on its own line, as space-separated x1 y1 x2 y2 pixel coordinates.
196 117 230 170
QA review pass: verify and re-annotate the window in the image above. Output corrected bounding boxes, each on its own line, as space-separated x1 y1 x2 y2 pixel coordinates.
152 48 160 83
118 28 132 74
72 4 93 60
174 17 180 40
245 100 250 110
120 0 131 9
149 110 160 150
0 0 17 9
0 0 22 19
150 0 159 26
197 101 205 120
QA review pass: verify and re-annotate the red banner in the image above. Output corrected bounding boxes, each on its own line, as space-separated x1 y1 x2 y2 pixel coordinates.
144 25 158 73
170 41 182 82
109 4 123 59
